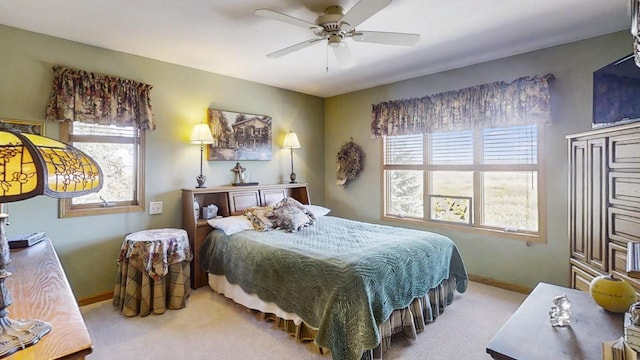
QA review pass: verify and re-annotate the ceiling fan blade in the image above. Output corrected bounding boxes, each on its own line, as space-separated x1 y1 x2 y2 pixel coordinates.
352 31 420 46
331 42 356 68
255 8 321 30
340 0 392 31
267 38 324 58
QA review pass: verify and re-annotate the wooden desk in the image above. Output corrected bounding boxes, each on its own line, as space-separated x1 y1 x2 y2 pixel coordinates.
487 282 623 360
5 238 92 359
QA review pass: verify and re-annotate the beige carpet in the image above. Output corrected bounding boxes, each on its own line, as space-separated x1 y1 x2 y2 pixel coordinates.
80 281 526 360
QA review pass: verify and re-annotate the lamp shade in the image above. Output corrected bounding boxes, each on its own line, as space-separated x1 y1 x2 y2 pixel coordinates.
190 124 214 144
0 131 103 203
283 131 301 149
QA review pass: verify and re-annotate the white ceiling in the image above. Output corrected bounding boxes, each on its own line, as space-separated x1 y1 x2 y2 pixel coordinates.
0 0 631 98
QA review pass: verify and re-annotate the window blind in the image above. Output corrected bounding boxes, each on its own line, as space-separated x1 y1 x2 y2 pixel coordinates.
72 122 137 138
384 134 423 165
483 125 537 165
430 130 473 165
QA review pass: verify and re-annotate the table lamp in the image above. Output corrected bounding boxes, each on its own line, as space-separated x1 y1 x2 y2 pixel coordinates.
190 124 214 188
282 131 300 183
0 130 103 357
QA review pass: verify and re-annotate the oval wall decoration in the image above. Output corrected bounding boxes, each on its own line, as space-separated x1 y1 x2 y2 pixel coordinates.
336 139 364 187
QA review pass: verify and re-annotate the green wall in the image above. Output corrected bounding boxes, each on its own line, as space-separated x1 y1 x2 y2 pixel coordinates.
0 25 325 299
324 30 631 289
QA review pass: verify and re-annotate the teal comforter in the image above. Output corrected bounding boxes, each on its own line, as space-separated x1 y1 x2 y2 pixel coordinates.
199 216 468 360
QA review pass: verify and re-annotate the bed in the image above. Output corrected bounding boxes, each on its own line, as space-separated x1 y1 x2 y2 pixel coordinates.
192 190 468 360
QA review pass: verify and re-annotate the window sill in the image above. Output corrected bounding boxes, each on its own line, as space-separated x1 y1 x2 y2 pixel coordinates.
381 215 545 243
59 203 144 218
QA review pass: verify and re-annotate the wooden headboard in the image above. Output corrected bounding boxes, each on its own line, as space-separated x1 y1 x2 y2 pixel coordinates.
181 183 310 289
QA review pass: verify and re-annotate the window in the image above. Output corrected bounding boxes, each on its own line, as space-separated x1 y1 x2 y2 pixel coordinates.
59 121 145 217
383 124 543 242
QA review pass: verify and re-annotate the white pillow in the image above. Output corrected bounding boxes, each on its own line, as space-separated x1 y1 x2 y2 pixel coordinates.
305 204 331 218
207 215 253 235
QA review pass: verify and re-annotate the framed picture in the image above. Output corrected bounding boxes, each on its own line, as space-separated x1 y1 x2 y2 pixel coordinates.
0 119 45 136
206 108 272 161
428 195 472 225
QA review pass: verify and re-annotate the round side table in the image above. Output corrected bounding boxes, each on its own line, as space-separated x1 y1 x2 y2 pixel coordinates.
113 228 193 317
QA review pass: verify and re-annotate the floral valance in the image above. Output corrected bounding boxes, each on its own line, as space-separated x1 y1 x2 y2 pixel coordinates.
370 74 554 137
45 66 155 130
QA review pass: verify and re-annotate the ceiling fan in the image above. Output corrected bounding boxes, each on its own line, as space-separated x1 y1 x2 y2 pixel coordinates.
255 0 420 68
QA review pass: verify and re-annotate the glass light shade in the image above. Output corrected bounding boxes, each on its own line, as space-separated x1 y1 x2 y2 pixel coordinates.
190 124 214 144
283 131 301 149
0 131 103 202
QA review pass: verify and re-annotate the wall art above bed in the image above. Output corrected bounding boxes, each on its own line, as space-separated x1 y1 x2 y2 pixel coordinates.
207 108 272 161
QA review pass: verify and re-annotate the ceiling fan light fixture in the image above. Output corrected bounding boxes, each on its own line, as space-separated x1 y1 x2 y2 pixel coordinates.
328 34 343 48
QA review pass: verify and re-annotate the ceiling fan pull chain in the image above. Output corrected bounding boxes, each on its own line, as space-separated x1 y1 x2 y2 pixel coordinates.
326 40 329 73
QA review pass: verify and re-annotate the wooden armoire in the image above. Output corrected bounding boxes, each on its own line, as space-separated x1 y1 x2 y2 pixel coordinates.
567 122 640 293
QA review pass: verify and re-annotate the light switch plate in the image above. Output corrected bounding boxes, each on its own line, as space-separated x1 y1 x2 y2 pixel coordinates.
149 201 163 215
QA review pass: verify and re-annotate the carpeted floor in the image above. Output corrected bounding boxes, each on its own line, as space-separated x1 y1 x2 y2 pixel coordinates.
80 281 526 360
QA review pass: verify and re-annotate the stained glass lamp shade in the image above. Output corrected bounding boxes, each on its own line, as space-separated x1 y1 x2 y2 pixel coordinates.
0 130 103 357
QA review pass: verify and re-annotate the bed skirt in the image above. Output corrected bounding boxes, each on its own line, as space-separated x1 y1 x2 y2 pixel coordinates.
208 274 458 359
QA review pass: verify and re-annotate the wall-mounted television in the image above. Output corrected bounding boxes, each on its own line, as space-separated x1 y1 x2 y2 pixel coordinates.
593 54 640 128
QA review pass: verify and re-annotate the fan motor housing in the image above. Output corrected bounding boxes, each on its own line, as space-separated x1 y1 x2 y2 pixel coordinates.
316 6 347 32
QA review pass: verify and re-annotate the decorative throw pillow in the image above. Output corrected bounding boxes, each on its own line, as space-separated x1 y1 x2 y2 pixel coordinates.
275 197 316 219
243 206 274 231
269 198 315 232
